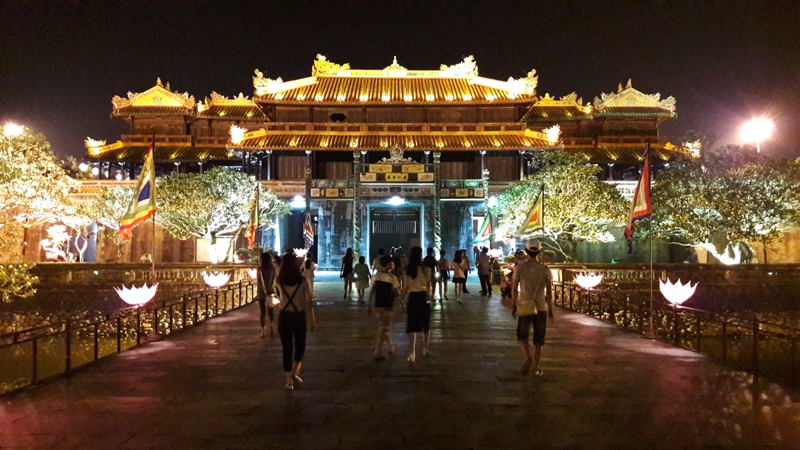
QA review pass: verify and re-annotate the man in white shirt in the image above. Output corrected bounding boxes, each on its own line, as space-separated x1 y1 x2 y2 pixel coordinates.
511 239 554 377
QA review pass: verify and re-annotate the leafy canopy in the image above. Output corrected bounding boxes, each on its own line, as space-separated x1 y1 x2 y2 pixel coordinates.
155 167 290 241
493 151 628 261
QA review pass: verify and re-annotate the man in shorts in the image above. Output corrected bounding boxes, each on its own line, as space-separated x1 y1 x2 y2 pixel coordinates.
511 239 554 376
368 255 400 360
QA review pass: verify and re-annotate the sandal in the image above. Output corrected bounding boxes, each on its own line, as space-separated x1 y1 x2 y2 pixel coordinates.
534 369 544 377
284 382 294 390
293 375 303 384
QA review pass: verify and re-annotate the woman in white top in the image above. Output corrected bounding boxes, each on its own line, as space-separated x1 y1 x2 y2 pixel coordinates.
300 252 318 297
400 246 432 363
450 250 468 303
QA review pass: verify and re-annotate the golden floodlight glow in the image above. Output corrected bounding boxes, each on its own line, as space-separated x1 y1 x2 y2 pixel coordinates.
445 94 454 101
337 94 346 102
297 94 306 100
381 93 390 102
486 93 495 101
230 124 247 144
544 124 561 143
85 137 106 148
740 117 775 152
203 271 231 289
275 93 284 100
315 94 324 101
404 94 412 102
462 94 473 101
115 283 159 307
574 272 603 290
659 278 698 307
3 123 24 137
350 137 359 148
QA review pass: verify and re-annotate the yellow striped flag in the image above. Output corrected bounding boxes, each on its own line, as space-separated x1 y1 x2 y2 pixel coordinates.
245 187 259 248
119 144 156 241
515 187 544 238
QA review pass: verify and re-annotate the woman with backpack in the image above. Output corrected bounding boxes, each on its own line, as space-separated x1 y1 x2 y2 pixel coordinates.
274 252 316 390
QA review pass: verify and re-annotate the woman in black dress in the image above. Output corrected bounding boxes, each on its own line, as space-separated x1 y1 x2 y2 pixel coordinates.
340 247 354 299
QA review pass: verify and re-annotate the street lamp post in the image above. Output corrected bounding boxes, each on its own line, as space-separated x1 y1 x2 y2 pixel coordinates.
740 118 775 153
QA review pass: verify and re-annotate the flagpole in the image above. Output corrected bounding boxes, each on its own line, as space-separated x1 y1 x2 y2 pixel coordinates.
645 141 655 339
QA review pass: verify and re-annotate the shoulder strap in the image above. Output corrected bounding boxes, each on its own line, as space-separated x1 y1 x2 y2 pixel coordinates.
281 283 301 311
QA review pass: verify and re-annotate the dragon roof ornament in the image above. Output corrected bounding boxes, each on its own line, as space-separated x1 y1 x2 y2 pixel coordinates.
506 69 537 95
439 56 479 77
312 54 351 76
253 69 283 90
593 79 676 111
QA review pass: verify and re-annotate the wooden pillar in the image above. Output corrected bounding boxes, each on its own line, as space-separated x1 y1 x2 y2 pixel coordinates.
433 152 442 253
352 151 362 257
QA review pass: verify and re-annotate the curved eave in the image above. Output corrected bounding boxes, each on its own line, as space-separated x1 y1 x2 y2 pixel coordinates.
564 145 691 164
233 133 557 152
112 106 193 117
594 107 675 118
87 143 239 163
522 107 592 121
197 105 267 121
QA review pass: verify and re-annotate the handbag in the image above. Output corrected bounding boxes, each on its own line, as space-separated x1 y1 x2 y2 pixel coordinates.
516 300 538 316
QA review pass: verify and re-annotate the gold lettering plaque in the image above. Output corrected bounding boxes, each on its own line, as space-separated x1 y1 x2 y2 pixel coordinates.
325 188 339 198
455 188 469 198
417 173 434 182
386 173 409 182
401 164 424 173
310 188 320 197
359 173 377 182
369 164 393 173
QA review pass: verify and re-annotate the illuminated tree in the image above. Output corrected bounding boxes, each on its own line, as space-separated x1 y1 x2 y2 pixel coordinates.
0 125 74 300
493 151 628 261
89 186 134 260
156 166 290 243
649 145 800 264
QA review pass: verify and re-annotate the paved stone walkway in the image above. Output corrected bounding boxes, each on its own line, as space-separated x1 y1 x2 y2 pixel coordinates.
2 272 800 449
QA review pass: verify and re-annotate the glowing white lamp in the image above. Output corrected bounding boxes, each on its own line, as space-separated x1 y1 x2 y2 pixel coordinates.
386 195 405 206
290 195 306 209
740 118 775 153
115 283 158 307
659 278 698 307
203 271 231 288
293 248 308 258
247 268 258 279
574 272 603 290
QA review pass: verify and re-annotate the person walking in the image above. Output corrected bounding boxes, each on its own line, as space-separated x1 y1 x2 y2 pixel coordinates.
476 247 493 296
256 251 277 337
274 252 316 390
511 239 554 377
423 247 439 303
352 256 372 303
401 246 432 362
436 249 450 301
368 254 400 360
340 247 354 299
461 249 472 293
450 250 468 303
300 252 317 298
371 248 385 275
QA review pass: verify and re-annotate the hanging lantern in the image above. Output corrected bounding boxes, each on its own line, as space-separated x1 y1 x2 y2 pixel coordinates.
203 271 231 289
574 272 603 290
659 278 698 307
115 283 158 307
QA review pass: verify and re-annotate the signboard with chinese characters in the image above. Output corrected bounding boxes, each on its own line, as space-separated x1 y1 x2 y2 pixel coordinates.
401 164 425 173
386 173 409 182
368 164 393 173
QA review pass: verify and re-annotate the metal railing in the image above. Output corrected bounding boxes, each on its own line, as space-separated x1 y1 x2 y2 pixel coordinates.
553 280 800 386
0 280 255 396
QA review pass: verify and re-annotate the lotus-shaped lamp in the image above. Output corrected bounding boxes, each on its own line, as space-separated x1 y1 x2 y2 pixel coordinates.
247 268 258 279
293 248 308 258
659 278 698 307
574 272 603 290
115 283 158 307
203 271 231 289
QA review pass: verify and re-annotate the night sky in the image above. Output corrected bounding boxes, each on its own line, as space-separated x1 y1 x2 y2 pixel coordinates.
3 1 799 159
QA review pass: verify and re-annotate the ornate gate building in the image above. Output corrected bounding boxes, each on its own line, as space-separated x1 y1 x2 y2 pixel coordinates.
85 55 686 267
